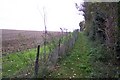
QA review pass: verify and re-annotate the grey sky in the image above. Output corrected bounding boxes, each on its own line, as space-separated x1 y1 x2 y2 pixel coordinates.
0 0 84 31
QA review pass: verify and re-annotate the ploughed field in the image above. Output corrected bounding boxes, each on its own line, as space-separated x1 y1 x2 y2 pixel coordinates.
2 29 64 54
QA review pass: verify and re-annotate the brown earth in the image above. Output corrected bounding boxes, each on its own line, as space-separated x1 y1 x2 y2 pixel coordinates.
2 29 64 54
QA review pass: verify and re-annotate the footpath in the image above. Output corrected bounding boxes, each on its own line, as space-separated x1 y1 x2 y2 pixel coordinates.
47 32 92 78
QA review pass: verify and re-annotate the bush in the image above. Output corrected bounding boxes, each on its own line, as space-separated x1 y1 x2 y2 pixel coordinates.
89 43 111 63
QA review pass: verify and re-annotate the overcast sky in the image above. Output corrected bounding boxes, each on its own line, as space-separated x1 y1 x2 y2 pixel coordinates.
0 0 84 31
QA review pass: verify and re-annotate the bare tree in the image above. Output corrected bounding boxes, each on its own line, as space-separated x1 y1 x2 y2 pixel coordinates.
43 7 47 61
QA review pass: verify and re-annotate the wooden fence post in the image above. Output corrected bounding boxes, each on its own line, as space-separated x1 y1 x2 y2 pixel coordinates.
58 39 61 57
34 45 40 78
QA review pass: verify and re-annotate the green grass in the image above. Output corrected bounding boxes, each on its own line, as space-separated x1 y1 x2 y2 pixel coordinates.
3 49 36 77
2 44 54 77
47 32 93 78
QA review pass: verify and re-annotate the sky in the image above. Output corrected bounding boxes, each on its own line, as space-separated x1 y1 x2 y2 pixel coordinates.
0 0 84 31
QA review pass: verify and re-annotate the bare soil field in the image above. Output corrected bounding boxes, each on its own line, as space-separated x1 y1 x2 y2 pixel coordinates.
2 29 64 54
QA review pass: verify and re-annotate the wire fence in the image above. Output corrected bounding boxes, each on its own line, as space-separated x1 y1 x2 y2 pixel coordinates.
2 31 64 78
2 29 79 78
34 29 79 78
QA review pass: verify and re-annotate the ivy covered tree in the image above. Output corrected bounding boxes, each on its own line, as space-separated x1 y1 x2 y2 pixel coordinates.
75 2 119 64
